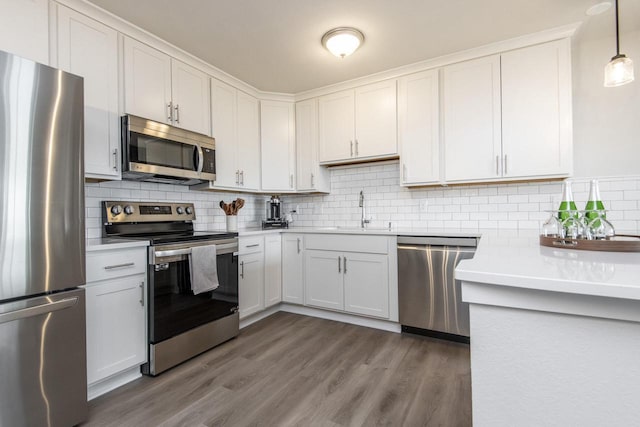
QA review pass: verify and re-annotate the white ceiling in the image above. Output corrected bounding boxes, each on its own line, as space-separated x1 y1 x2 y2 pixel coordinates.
86 0 640 93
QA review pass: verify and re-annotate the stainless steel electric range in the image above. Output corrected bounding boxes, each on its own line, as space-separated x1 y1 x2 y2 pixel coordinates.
102 201 239 376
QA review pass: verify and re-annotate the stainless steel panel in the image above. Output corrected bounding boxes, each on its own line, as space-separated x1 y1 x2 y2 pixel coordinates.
125 114 215 149
151 240 238 264
0 289 87 427
127 161 215 183
0 50 85 300
103 201 196 223
398 243 476 337
147 312 239 376
397 236 477 247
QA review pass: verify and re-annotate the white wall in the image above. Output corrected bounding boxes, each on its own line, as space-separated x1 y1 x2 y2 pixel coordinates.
572 27 640 177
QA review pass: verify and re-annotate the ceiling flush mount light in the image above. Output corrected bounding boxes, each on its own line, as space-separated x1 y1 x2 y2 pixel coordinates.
322 27 364 58
586 1 612 16
604 0 634 87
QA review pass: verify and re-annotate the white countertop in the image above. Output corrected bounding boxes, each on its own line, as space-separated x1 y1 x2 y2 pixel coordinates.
456 230 640 301
239 226 482 238
86 238 150 252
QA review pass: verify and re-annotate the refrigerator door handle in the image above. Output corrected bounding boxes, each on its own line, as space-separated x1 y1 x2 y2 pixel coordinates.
0 297 78 325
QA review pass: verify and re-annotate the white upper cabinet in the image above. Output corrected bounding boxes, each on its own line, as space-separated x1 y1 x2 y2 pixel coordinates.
123 37 210 135
354 80 397 159
236 91 261 190
318 90 355 163
209 79 260 190
295 99 330 193
0 0 49 65
318 80 397 164
398 69 440 186
443 40 572 184
123 37 172 125
170 60 211 136
501 39 572 178
443 55 502 182
56 5 120 180
261 100 296 192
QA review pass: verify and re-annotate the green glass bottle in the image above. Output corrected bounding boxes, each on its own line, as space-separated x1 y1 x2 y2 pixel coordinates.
585 179 606 222
558 180 578 221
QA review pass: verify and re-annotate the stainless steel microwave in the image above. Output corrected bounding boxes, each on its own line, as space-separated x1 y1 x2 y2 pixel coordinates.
121 115 216 185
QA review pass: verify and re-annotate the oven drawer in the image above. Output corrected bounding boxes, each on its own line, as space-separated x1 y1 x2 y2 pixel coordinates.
239 236 264 255
87 248 147 283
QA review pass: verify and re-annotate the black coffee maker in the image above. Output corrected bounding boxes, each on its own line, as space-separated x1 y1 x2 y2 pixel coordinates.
262 195 288 229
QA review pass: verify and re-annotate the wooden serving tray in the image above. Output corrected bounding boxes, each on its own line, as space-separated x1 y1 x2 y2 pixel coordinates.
539 235 640 252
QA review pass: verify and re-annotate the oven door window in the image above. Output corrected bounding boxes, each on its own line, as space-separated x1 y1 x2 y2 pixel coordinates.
129 132 198 172
150 253 238 343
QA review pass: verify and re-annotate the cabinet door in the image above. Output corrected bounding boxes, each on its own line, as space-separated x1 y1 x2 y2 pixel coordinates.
210 79 238 188
304 250 344 311
443 55 502 182
85 275 146 385
237 91 261 190
239 252 264 319
264 234 282 308
123 37 172 124
355 80 398 159
57 6 120 180
296 99 316 191
318 90 354 163
501 40 572 178
171 60 211 135
282 234 304 304
399 70 440 185
343 253 389 319
0 0 48 65
261 100 296 191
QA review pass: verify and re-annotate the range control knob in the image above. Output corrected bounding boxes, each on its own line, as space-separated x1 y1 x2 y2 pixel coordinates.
124 205 135 215
110 205 122 215
185 207 193 215
176 206 185 215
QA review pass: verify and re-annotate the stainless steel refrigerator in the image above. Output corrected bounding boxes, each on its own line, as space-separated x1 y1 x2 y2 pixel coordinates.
0 50 88 426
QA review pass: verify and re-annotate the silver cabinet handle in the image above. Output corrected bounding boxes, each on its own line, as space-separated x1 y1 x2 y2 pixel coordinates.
496 155 500 176
139 282 144 307
246 244 260 248
240 170 244 185
112 148 118 171
235 170 240 184
290 174 294 188
403 163 407 182
350 140 354 157
167 102 173 122
504 154 508 175
311 173 314 187
104 262 135 270
343 256 347 274
338 256 341 273
355 140 359 157
174 104 180 124
296 238 301 254
0 297 78 325
240 261 244 278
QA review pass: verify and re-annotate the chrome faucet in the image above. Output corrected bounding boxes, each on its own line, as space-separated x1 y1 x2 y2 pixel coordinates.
359 190 371 228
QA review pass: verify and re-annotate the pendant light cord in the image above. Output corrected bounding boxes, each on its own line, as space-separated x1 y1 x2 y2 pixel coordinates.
615 0 620 56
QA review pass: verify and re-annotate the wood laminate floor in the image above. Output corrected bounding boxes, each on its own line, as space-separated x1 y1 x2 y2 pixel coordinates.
84 312 471 427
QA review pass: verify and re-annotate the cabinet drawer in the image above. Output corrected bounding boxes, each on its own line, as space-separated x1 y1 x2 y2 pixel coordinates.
239 236 264 255
304 234 389 254
86 248 147 283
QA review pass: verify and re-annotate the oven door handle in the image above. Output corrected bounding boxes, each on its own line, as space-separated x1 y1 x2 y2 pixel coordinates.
152 242 237 263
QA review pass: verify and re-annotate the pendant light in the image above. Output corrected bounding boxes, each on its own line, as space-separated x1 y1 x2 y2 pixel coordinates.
604 0 634 87
322 27 365 58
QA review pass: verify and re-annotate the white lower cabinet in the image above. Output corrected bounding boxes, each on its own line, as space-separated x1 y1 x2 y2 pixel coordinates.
304 250 344 311
85 275 146 385
282 234 304 304
238 251 264 319
264 234 282 307
84 246 147 396
303 234 393 320
343 252 389 318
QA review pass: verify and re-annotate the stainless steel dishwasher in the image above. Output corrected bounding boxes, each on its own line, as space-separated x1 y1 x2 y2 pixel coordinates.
398 236 477 342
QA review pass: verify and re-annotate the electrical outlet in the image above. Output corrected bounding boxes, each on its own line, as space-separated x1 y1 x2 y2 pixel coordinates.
420 199 429 212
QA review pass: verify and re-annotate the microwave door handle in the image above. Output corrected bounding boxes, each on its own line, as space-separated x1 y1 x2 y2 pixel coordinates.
194 145 204 173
